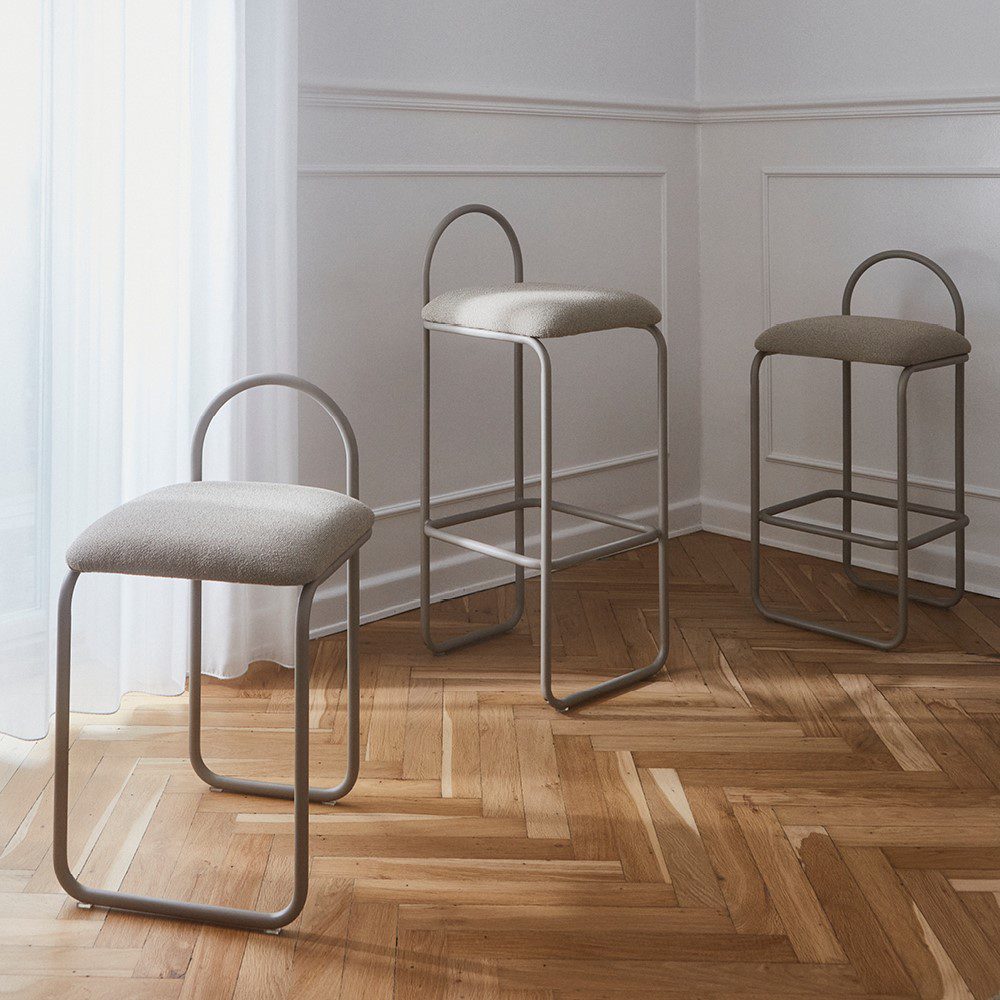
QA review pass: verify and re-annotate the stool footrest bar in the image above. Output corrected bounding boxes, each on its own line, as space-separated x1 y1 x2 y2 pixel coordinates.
548 499 657 535
845 489 964 521
760 512 898 550
427 499 525 530
551 528 660 571
424 524 542 570
908 518 970 548
759 487 968 550
759 488 842 518
760 487 965 523
427 497 656 536
425 517 659 571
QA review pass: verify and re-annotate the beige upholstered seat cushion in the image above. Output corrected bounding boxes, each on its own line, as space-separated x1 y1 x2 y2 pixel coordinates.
422 282 661 339
755 314 970 367
67 481 374 586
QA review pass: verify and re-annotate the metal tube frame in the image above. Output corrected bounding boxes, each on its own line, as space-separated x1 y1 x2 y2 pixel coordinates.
420 206 527 655
53 374 368 931
418 205 668 710
751 250 968 650
189 374 363 804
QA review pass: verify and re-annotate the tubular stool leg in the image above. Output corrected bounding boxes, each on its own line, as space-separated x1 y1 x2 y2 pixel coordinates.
186 372 367 802
420 327 526 653
513 342 527 624
750 353 764 608
841 361 853 575
537 325 670 711
54 570 315 931
844 363 966 609
189 547 363 803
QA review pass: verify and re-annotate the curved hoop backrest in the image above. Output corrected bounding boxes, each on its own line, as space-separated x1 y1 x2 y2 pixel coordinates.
842 250 965 336
191 373 359 498
423 204 523 306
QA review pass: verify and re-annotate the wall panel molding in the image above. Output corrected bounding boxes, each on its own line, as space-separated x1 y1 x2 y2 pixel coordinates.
699 93 1000 123
299 165 666 179
760 167 1000 502
301 83 1000 124
299 83 698 123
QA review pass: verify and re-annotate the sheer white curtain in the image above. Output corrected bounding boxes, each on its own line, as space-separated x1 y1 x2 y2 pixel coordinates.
1 0 298 740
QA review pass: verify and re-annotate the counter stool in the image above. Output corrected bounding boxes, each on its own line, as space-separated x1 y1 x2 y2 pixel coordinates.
751 251 971 650
54 374 374 932
420 204 668 711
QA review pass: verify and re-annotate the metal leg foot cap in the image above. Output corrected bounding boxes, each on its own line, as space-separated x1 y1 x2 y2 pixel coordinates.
208 786 223 793
76 902 93 910
264 927 282 936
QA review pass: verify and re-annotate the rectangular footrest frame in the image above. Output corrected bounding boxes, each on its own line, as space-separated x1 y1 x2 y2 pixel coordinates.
759 488 969 551
424 496 661 573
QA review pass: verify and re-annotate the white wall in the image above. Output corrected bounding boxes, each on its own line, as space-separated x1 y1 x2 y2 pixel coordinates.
297 1 1000 635
300 0 697 104
297 1 702 632
696 3 1000 596
697 0 1000 105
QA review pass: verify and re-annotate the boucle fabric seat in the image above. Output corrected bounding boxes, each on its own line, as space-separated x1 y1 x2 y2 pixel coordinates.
422 282 662 339
67 480 374 586
755 314 970 367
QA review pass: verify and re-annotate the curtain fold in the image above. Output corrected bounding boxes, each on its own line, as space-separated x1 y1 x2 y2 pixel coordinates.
0 0 298 740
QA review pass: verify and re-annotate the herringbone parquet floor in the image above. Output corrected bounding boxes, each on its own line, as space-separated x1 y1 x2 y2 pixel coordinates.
4 531 1000 998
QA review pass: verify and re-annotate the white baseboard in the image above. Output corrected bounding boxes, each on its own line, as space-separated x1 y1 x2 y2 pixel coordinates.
701 496 1000 600
310 496 701 638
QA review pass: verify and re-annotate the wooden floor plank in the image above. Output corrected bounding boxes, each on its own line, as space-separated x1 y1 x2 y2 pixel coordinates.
285 877 353 999
338 901 397 1000
685 783 785 935
839 844 967 1000
835 673 940 771
177 834 271 1000
479 702 525 821
441 686 481 800
898 868 1000 1000
514 716 570 840
794 831 915 995
552 735 617 862
733 802 845 963
640 768 725 906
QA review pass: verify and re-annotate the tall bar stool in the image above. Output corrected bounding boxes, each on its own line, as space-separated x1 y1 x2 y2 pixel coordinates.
751 251 971 650
420 204 669 711
54 374 373 931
